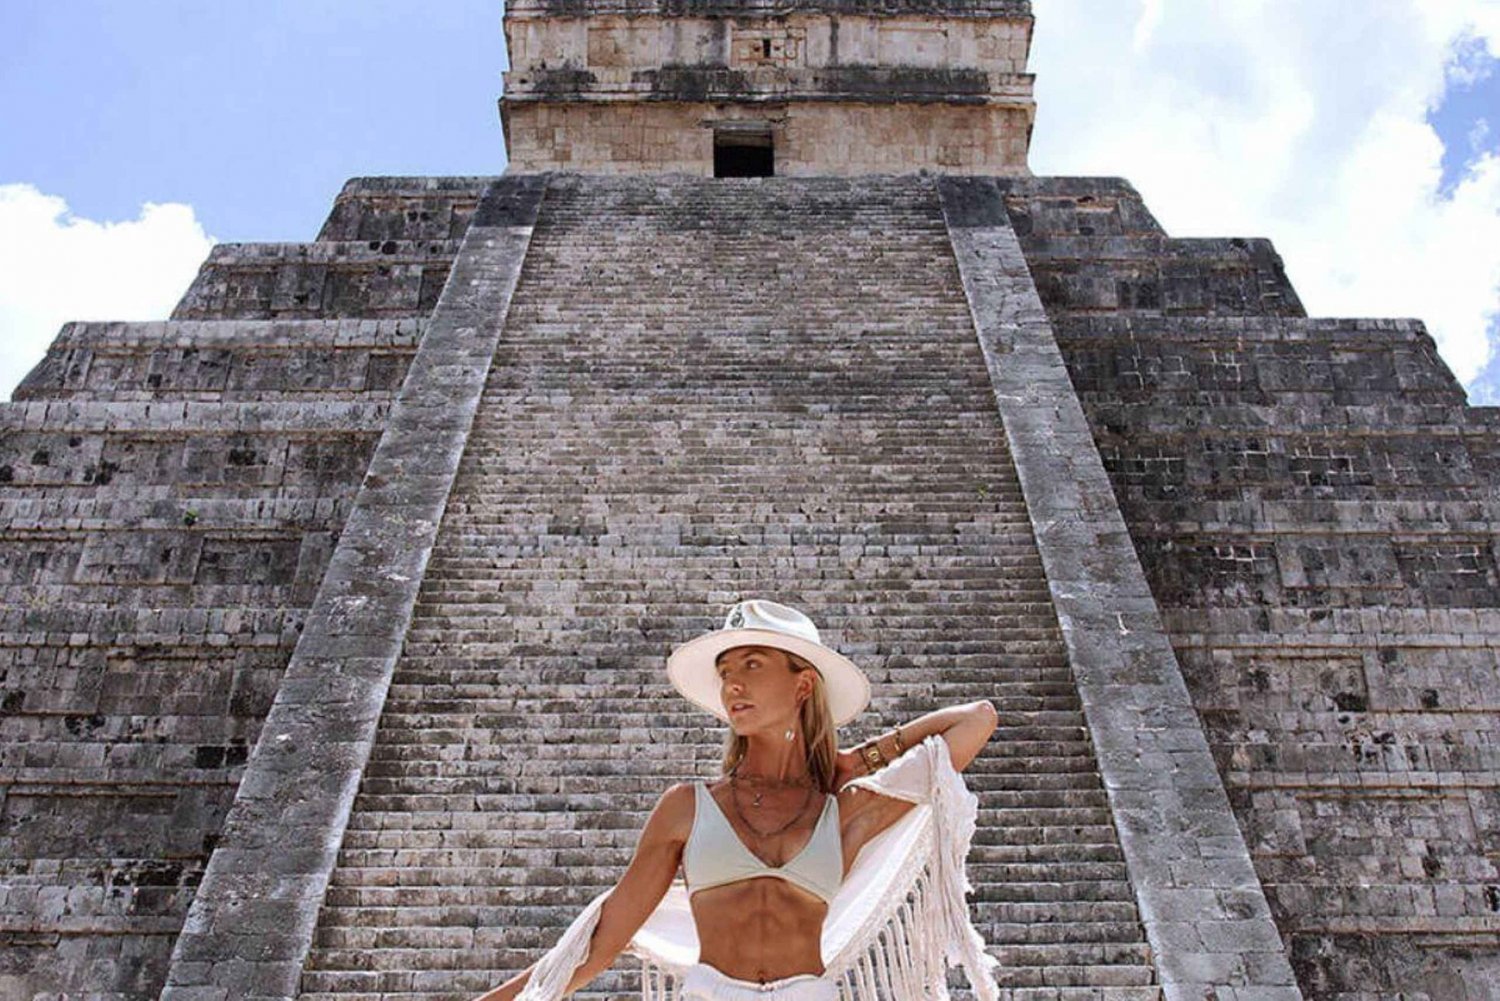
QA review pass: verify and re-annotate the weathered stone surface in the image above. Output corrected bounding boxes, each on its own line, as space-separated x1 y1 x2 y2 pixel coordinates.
156 173 546 1001
515 0 1031 15
4 5 1498 999
12 320 424 403
501 0 1036 174
505 101 1035 176
290 174 1155 1000
9 169 1496 1001
1000 176 1500 998
0 175 499 1001
172 242 461 321
316 177 494 242
0 416 384 997
940 174 1303 1001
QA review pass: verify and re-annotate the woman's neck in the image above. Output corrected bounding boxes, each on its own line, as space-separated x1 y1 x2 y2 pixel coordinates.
733 732 814 785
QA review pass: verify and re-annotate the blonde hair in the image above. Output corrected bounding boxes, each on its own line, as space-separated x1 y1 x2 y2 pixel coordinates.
716 646 840 794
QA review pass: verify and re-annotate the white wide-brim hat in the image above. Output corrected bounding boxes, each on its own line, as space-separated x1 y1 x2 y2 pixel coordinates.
667 598 871 727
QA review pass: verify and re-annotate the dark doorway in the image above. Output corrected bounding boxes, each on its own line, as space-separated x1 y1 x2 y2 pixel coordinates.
714 130 774 177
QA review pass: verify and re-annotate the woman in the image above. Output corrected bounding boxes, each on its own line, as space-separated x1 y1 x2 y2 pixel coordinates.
474 598 1002 1001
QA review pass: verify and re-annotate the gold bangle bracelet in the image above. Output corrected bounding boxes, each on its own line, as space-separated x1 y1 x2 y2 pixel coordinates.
857 726 909 774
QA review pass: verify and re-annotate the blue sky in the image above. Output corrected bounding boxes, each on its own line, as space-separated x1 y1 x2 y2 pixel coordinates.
2 1 1498 404
1434 32 1500 198
1 0 505 242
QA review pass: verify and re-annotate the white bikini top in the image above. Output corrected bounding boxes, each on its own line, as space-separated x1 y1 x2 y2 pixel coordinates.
683 782 843 905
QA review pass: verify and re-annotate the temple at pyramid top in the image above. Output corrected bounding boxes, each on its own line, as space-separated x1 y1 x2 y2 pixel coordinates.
500 0 1035 174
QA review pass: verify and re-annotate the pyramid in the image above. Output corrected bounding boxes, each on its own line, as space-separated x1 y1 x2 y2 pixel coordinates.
3 2 1498 1000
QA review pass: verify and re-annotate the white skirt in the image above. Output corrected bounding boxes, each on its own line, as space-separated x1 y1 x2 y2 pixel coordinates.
679 963 839 1001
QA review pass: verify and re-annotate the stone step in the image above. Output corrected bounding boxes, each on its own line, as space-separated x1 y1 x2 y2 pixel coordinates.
329 826 1133 865
370 683 1080 704
298 964 1159 999
377 666 1075 683
396 606 1056 630
334 806 1122 849
357 728 1096 750
317 854 1131 890
302 910 1146 957
298 987 1159 1001
366 700 1090 725
301 174 1152 997
422 541 1049 558
410 578 1054 595
386 640 1069 660
372 748 1109 775
417 552 1056 567
316 867 1140 919
363 715 1092 747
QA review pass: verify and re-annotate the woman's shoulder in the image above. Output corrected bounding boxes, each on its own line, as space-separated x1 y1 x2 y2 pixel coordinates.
658 779 698 812
640 780 698 846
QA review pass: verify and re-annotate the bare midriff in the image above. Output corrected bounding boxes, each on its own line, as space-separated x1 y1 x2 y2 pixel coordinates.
690 877 830 982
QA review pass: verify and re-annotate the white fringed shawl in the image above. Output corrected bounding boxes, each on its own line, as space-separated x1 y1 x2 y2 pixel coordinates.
518 733 1001 1000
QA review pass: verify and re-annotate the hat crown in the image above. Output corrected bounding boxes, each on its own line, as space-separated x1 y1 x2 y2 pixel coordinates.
666 597 870 728
723 599 821 648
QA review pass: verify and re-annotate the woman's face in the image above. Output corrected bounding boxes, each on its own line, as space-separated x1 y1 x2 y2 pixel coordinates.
716 645 808 733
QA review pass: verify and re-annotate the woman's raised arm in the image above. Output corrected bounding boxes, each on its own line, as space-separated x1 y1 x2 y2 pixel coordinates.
838 699 998 783
472 781 694 1001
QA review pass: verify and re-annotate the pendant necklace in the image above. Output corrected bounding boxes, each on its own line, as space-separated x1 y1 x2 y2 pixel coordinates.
728 762 815 838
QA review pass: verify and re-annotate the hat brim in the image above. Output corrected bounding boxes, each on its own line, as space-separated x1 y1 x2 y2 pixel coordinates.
667 627 871 728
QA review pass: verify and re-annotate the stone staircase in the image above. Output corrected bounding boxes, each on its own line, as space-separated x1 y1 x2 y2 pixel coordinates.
296 174 1160 1000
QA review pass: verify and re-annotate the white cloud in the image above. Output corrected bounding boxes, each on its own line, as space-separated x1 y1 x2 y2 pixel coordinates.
1029 0 1500 399
0 184 215 400
1448 29 1498 87
1468 117 1492 157
1132 0 1164 51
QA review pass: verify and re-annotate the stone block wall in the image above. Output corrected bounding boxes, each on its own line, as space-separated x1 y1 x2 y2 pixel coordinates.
499 0 1036 175
0 179 492 1001
315 176 489 242
1003 183 1303 318
171 242 459 321
172 178 494 322
1000 176 1500 1000
12 319 424 402
504 11 1033 80
504 100 1034 175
